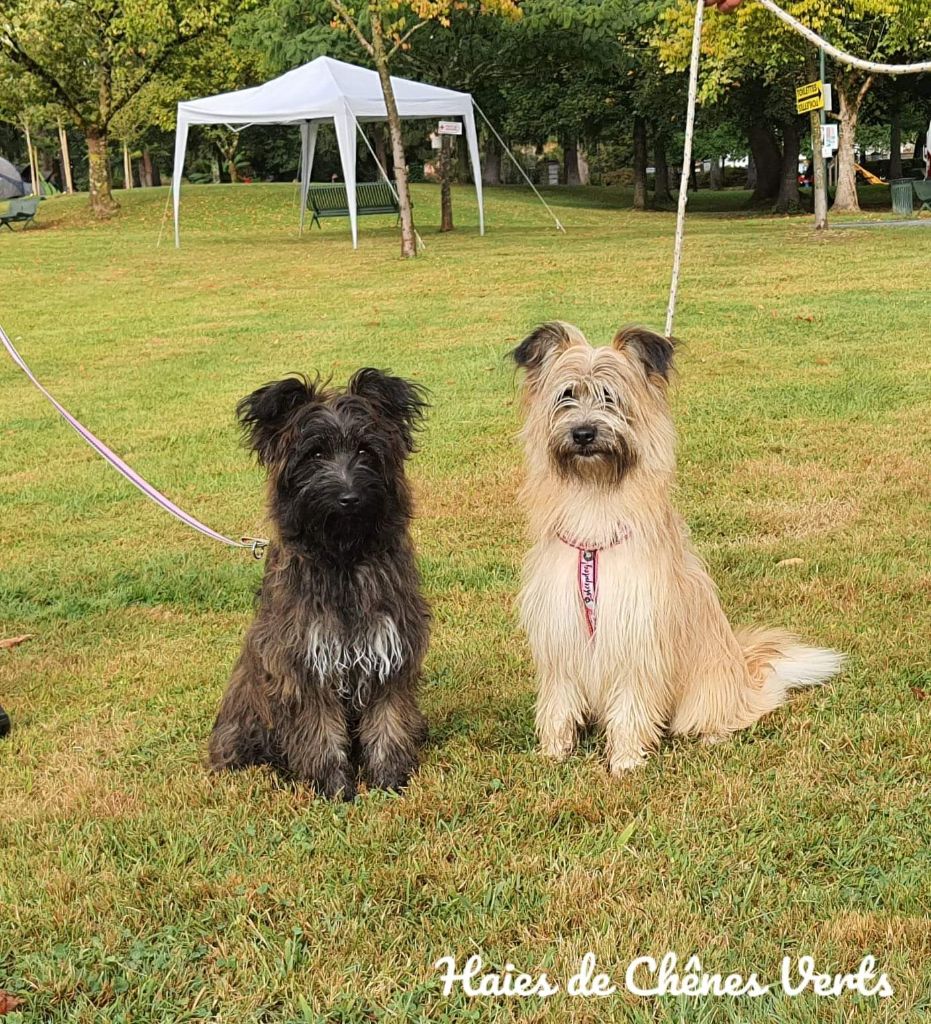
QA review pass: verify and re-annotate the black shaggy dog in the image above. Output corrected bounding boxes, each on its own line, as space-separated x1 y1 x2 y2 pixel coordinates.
209 369 430 800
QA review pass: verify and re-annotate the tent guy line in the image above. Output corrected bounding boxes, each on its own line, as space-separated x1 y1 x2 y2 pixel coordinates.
472 100 566 233
349 116 427 252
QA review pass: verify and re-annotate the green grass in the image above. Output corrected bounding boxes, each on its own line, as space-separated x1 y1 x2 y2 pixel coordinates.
0 182 929 1023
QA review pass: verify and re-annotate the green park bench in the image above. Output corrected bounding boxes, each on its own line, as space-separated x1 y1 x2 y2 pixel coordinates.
912 179 931 212
306 181 401 229
0 195 40 230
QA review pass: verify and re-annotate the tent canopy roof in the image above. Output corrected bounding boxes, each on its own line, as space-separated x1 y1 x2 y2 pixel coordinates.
178 55 474 125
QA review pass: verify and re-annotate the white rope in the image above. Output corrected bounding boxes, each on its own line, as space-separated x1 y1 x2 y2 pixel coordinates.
352 116 426 252
471 100 566 232
757 0 931 75
664 0 704 338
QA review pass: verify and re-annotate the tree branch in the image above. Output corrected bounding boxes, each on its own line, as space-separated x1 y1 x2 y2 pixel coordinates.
107 24 212 124
0 31 86 127
328 0 375 56
856 74 875 107
387 20 428 61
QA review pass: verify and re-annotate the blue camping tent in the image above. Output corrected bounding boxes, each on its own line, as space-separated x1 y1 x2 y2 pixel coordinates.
0 156 27 200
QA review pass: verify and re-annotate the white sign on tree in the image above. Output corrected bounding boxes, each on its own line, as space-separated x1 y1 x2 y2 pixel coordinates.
438 120 463 136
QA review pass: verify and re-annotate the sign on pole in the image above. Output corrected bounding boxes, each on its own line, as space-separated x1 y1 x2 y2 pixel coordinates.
437 120 463 136
796 80 825 114
821 124 838 151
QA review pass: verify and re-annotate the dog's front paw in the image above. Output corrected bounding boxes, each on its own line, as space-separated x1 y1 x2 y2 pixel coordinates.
538 721 577 762
366 758 417 793
540 738 575 762
607 749 648 775
313 770 357 802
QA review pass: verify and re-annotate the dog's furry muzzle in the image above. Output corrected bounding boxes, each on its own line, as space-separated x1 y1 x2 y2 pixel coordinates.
549 430 637 486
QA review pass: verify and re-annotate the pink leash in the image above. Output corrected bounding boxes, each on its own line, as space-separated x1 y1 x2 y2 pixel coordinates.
558 525 631 638
1 323 267 557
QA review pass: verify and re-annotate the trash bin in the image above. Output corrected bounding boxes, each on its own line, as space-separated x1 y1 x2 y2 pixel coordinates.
890 178 915 216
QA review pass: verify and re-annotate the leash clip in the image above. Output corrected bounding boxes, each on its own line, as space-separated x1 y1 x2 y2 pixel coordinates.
242 536 269 559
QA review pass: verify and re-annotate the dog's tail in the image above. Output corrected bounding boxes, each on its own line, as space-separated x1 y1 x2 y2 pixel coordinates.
731 627 843 727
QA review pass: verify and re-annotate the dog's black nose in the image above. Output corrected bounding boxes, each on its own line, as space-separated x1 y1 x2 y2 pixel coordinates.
337 491 361 511
572 425 597 447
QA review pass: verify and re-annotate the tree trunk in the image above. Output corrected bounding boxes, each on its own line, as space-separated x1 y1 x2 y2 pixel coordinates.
371 14 416 258
481 138 501 185
439 133 453 232
747 121 781 202
23 122 37 195
632 116 647 210
833 72 873 213
889 105 902 180
58 119 74 193
122 141 134 189
564 137 581 185
709 154 724 191
225 135 240 182
773 118 801 213
373 126 388 174
141 149 154 188
653 134 671 202
746 154 757 191
577 145 590 186
86 127 118 217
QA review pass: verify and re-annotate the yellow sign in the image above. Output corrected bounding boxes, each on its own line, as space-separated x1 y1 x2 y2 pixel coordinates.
796 80 824 114
797 94 825 115
796 80 822 101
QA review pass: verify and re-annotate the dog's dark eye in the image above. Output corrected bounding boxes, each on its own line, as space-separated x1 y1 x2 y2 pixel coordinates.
357 446 368 457
312 449 325 460
602 389 617 407
560 387 574 402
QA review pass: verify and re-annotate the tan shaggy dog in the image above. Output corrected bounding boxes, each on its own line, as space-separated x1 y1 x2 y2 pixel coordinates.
512 321 843 774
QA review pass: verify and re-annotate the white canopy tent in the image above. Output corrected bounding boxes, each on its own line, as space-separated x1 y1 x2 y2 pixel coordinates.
172 56 484 248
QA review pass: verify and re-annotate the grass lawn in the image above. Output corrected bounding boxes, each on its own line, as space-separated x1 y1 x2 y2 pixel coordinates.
0 182 928 1023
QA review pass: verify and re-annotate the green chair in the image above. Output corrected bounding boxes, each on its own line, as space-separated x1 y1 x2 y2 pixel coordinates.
0 196 40 230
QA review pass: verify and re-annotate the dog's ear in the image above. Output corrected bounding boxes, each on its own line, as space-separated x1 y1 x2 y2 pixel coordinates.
348 368 428 452
236 375 318 464
512 321 586 389
612 326 676 383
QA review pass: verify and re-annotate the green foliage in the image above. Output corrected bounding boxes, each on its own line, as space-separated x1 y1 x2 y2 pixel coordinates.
656 0 931 101
0 0 250 131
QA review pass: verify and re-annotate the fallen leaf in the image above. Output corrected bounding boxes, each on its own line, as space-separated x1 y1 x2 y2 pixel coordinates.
0 991 24 1014
795 314 815 322
912 688 927 702
776 558 805 568
0 635 33 651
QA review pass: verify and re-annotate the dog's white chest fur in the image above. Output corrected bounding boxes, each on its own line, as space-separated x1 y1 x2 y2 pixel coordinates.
305 616 405 689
